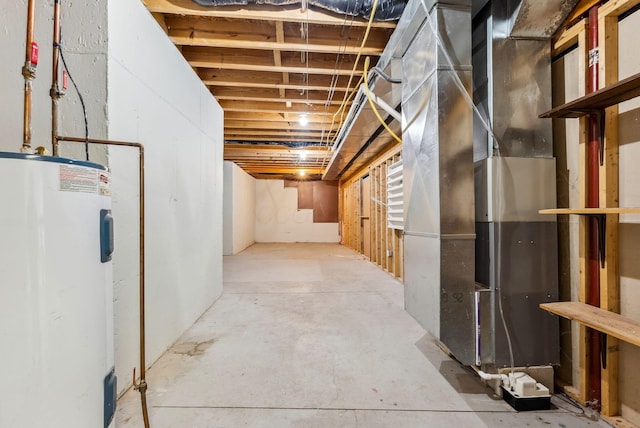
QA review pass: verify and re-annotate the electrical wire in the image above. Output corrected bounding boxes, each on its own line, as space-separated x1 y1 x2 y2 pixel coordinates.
322 0 380 150
317 12 355 166
57 40 90 161
418 0 515 380
363 56 401 143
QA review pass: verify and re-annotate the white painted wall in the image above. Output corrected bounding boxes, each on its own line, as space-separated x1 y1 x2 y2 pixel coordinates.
255 180 340 243
223 161 256 255
0 0 224 400
107 0 224 394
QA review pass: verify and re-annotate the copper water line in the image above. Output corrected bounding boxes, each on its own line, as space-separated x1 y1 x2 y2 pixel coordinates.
586 5 602 409
22 0 37 152
51 0 63 156
57 136 150 428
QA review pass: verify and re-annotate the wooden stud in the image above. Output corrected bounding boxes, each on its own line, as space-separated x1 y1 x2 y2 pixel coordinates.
553 19 588 57
597 5 623 419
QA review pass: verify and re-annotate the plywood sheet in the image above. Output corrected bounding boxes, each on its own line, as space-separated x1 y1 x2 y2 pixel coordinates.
313 181 338 223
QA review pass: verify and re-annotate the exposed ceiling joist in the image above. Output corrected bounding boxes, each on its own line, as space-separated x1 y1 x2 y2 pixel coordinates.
143 0 398 178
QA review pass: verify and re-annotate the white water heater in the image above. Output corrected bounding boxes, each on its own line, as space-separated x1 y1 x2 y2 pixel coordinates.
0 153 116 428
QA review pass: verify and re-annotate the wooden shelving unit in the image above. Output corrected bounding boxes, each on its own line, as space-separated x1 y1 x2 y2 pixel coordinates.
539 71 640 118
538 2 640 424
540 302 640 347
539 208 640 215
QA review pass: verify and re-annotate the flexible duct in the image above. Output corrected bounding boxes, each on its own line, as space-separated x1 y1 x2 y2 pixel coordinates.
191 0 407 21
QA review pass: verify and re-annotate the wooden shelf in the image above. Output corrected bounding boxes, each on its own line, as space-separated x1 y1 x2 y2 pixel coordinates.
539 208 640 215
539 71 640 118
540 302 640 347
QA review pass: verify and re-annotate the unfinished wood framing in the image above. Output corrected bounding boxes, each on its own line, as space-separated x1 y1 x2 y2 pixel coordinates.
340 144 402 280
548 1 640 424
142 0 397 175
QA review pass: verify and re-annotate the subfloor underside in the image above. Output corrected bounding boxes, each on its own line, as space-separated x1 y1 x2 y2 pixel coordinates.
116 243 608 427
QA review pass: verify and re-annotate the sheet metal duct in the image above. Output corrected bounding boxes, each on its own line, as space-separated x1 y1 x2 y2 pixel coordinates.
322 76 400 180
509 0 580 38
191 0 408 20
472 0 562 368
402 0 475 365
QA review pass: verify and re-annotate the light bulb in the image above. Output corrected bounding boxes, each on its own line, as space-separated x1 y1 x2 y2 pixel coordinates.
299 170 306 176
299 115 308 126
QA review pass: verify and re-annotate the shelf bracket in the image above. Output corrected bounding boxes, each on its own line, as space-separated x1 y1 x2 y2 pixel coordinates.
585 109 606 166
601 332 608 370
596 109 605 167
597 214 606 269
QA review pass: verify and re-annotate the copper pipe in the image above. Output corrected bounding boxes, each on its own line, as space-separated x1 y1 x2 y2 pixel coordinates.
586 5 601 410
57 136 150 427
22 0 37 152
51 0 63 156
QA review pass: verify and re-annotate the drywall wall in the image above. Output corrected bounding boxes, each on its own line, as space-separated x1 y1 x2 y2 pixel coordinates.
224 161 256 255
256 180 340 243
617 9 640 424
551 47 582 389
107 0 224 394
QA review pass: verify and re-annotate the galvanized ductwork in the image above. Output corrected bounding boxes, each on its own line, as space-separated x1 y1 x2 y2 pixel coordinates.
191 0 408 21
401 0 475 365
472 0 578 369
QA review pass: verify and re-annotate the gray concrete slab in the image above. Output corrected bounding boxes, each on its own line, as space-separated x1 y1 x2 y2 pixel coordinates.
116 243 610 427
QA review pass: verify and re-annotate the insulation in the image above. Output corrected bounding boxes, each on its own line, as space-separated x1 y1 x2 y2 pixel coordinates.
191 0 408 21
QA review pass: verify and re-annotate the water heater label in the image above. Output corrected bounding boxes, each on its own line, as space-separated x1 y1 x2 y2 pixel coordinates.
59 164 99 194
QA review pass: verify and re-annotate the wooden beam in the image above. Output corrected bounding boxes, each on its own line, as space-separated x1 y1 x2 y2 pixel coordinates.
219 100 338 115
224 129 326 136
171 33 384 56
151 12 168 33
183 47 362 76
210 87 344 104
142 0 396 28
239 166 325 174
224 144 327 153
598 0 640 17
553 19 587 57
225 135 327 143
225 119 337 131
225 111 333 124
274 22 287 98
199 69 352 91
597 5 621 419
562 0 602 28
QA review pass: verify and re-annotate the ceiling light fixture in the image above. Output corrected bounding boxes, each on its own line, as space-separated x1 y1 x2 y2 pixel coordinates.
299 114 308 126
299 150 307 160
299 170 306 176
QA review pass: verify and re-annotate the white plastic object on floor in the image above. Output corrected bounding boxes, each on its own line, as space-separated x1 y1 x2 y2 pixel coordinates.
511 372 551 398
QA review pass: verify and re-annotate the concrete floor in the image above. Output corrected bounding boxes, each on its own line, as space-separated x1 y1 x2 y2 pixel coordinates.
117 243 609 427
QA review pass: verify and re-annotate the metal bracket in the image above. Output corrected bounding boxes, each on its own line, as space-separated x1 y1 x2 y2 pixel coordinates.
597 214 606 269
585 109 606 166
600 332 607 370
359 83 402 123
